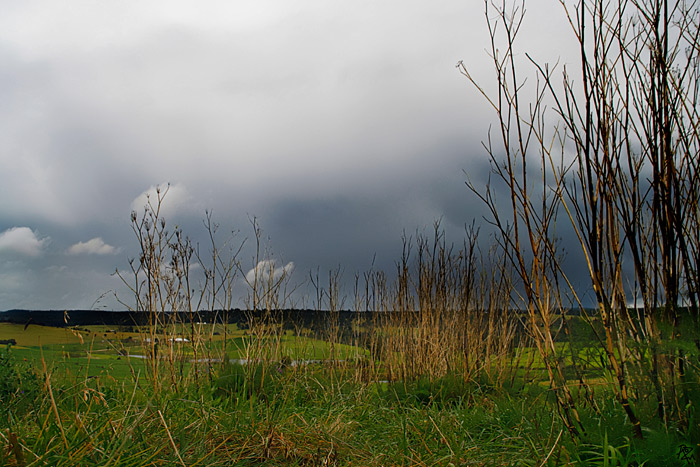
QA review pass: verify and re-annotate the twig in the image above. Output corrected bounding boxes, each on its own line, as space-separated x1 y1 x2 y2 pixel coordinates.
158 409 187 467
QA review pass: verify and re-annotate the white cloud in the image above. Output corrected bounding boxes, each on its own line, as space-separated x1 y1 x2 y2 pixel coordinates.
67 237 119 255
130 182 192 220
245 259 294 284
0 227 49 257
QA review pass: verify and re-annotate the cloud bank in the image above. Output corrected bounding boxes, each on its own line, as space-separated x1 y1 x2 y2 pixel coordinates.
0 1 582 310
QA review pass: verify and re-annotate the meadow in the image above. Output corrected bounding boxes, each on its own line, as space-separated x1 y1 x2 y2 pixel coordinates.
0 312 696 466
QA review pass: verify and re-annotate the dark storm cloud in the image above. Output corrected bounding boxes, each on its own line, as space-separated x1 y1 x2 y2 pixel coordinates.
0 1 584 310
262 147 492 285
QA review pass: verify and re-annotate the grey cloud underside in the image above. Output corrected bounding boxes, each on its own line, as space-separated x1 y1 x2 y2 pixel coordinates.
0 1 584 310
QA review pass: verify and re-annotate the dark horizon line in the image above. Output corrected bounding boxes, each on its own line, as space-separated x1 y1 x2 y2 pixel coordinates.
0 307 599 314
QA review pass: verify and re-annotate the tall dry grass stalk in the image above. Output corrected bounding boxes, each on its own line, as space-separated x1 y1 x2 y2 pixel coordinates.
459 1 586 437
238 216 295 369
115 184 243 393
360 224 523 386
539 0 700 438
461 0 700 439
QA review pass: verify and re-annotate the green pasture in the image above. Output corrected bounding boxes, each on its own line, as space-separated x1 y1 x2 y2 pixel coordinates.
0 322 368 382
0 324 635 396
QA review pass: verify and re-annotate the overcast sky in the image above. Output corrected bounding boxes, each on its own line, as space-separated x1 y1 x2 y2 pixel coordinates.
0 1 586 311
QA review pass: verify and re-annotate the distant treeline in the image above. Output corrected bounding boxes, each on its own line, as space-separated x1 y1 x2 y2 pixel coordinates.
0 309 370 330
0 307 605 333
0 308 610 330
0 308 601 327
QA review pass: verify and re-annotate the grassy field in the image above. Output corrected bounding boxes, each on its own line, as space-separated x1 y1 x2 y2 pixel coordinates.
0 322 366 381
0 318 696 466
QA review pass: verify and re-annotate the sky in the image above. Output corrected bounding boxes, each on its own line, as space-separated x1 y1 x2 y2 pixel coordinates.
0 1 583 311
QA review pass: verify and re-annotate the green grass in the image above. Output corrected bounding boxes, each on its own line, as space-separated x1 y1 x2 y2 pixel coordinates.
0 323 368 384
0 322 697 466
0 323 88 346
0 352 557 466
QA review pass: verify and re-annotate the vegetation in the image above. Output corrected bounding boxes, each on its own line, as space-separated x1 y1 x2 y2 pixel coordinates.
0 321 695 466
456 0 700 451
2 0 700 465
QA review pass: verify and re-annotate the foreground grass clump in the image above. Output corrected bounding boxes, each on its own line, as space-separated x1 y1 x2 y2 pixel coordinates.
1 341 693 467
0 346 43 422
0 361 547 465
